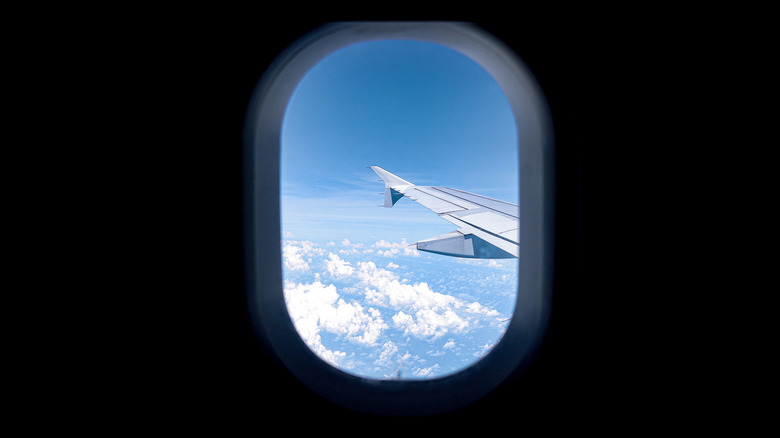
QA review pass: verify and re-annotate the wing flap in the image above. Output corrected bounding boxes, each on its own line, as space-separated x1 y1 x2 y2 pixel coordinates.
414 186 482 210
451 211 518 235
433 187 518 218
441 217 519 257
404 187 466 214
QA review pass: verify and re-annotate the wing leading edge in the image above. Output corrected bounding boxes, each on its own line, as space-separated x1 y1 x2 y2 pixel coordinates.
370 166 518 259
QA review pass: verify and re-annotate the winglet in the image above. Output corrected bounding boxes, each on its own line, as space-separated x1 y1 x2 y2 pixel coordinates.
370 166 414 208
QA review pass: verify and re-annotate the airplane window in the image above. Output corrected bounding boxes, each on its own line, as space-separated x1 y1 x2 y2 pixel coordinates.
280 39 518 380
245 22 553 415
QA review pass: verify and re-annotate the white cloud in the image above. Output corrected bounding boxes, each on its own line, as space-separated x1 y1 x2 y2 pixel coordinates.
341 238 364 248
278 238 511 379
356 262 460 311
456 258 512 269
284 280 388 367
282 242 309 272
374 340 399 367
354 261 502 341
465 301 500 317
282 281 343 365
325 252 355 278
413 364 440 377
392 309 468 339
474 342 495 357
371 239 419 257
282 240 327 272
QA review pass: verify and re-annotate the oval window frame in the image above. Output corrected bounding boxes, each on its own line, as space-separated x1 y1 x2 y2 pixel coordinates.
244 22 554 415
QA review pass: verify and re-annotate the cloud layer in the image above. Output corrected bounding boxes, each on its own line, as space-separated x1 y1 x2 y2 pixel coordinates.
281 239 515 379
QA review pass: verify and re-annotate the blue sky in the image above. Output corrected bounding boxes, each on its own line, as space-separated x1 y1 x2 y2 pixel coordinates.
279 39 519 379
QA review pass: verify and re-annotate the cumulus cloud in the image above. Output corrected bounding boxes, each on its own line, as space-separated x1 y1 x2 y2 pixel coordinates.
352 261 501 340
282 243 309 272
474 342 495 357
371 239 419 257
413 364 440 377
465 301 500 317
341 238 364 248
392 309 468 339
282 240 326 272
325 252 354 278
337 239 365 255
282 281 343 365
357 261 460 312
284 280 388 367
374 340 399 367
279 238 511 379
457 258 512 269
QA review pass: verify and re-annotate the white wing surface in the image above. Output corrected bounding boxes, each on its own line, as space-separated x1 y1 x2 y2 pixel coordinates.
371 166 518 259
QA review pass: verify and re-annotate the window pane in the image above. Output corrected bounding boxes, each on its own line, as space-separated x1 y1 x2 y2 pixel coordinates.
280 40 518 379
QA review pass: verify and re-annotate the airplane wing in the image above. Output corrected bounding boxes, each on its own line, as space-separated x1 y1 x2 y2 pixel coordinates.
370 166 518 259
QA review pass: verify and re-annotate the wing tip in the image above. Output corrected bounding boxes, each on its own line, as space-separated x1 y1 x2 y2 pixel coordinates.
370 166 414 188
